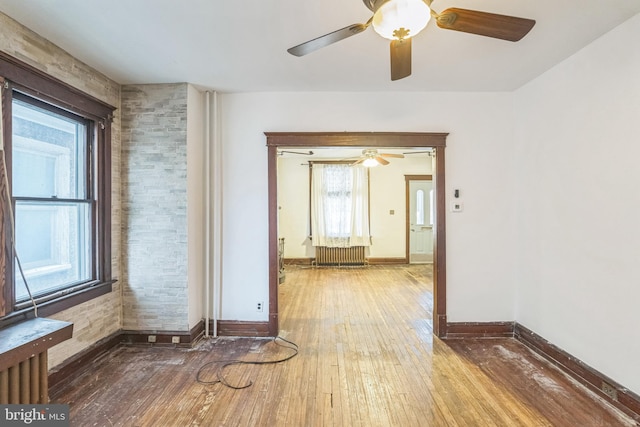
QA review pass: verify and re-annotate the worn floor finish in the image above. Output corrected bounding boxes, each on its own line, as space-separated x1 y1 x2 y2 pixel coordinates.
52 265 636 426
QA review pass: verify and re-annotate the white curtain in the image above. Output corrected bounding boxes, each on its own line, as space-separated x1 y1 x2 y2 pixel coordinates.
311 163 371 247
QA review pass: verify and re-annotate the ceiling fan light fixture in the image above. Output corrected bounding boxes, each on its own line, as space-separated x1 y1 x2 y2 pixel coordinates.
363 157 379 167
372 0 431 40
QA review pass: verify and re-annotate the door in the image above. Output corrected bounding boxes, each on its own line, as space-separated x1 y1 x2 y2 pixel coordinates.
409 179 433 264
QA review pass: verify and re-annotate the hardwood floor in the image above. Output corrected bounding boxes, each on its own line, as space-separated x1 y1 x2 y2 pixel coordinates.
52 265 637 426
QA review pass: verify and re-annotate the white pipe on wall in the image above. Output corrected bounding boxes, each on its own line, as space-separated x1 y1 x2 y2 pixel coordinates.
212 91 222 337
204 91 211 337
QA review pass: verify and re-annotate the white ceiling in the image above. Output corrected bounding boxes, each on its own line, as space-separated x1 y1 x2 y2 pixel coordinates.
1 1 639 93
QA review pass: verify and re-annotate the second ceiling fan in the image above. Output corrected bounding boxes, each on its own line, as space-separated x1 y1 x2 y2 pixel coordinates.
353 149 404 166
287 0 536 81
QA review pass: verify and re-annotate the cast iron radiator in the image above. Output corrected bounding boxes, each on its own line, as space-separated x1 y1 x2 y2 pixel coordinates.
0 353 48 404
315 246 366 266
0 317 73 404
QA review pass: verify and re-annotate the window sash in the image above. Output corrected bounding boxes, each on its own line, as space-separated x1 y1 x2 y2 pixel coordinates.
11 95 89 200
14 199 92 301
10 94 95 305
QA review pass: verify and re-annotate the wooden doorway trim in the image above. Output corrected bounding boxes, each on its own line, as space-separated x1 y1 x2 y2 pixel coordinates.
265 132 448 337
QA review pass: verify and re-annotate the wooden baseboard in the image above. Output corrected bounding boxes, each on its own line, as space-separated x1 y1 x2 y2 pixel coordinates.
215 320 270 337
190 319 205 343
48 319 270 399
120 329 194 347
444 321 640 421
48 331 123 394
444 321 515 338
49 318 639 422
514 323 640 423
366 257 408 265
49 319 205 395
284 258 313 265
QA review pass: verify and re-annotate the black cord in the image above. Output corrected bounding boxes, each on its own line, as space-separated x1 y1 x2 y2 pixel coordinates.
196 336 299 390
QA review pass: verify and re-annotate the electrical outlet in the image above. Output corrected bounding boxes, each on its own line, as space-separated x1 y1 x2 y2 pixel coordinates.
602 382 618 401
171 336 180 344
148 335 156 343
256 301 264 312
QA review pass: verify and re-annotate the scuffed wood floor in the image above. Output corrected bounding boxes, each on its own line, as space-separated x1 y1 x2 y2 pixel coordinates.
51 265 637 426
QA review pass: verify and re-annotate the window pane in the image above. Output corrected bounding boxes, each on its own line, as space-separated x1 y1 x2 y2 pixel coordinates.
429 189 434 226
14 201 91 300
324 165 352 238
416 190 425 225
12 99 87 199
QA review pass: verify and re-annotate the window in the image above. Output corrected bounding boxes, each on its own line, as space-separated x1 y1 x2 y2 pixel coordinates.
1 53 115 323
310 163 371 247
320 164 353 240
429 189 434 226
416 189 425 225
12 95 92 301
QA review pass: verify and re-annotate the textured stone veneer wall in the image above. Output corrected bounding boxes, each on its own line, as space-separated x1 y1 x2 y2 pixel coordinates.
0 12 122 368
121 83 190 331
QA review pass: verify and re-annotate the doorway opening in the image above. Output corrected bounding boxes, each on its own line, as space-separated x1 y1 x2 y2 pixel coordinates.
406 175 434 264
265 132 448 337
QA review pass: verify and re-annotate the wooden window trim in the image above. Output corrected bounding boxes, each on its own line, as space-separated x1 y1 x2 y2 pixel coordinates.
0 52 116 325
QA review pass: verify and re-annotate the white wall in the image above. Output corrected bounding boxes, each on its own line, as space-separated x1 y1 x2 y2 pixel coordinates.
514 13 640 394
277 157 312 258
187 84 205 329
219 91 518 323
369 156 432 258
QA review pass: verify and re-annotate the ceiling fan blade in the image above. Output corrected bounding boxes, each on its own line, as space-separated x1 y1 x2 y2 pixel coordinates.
287 22 370 57
435 8 535 42
390 38 412 81
352 158 365 165
380 153 405 158
375 156 390 165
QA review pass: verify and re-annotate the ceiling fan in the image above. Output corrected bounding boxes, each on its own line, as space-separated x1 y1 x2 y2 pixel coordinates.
353 149 404 166
287 0 536 81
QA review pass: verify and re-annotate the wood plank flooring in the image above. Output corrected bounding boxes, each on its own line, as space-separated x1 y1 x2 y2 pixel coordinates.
51 265 637 426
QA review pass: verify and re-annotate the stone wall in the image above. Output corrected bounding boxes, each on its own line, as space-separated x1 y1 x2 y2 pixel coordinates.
121 83 190 331
0 11 122 368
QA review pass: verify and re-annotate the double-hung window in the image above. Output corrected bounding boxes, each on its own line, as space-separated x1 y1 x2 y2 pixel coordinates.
1 53 115 323
12 94 92 302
